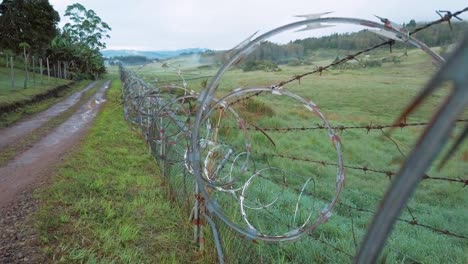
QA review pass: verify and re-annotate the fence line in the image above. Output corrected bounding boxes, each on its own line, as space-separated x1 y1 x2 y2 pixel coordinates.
120 7 468 263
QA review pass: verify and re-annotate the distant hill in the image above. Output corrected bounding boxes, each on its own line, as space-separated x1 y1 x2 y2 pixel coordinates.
101 48 207 59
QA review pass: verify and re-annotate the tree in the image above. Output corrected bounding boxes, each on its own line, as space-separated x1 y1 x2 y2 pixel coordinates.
63 3 111 50
0 0 60 53
48 32 108 80
48 3 111 80
407 19 417 28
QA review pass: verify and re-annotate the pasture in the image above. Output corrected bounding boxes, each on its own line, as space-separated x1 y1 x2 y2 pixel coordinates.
120 47 467 263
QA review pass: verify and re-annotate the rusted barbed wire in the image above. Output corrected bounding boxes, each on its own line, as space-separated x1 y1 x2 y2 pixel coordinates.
413 7 468 34
216 119 468 133
234 167 425 263
253 151 468 186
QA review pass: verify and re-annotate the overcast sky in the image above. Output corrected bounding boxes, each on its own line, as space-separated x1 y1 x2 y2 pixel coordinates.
49 0 467 51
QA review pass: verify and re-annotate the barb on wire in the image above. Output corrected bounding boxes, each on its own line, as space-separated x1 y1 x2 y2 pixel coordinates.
414 7 468 34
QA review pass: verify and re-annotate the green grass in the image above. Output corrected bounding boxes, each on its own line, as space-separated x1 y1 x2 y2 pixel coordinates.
35 78 209 263
0 66 72 107
0 81 102 167
121 47 467 263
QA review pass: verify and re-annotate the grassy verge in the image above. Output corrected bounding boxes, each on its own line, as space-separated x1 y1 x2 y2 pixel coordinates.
0 81 103 167
35 78 206 263
0 66 72 109
0 80 93 128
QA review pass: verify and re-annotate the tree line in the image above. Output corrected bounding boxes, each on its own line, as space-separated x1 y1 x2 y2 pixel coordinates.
293 21 467 51
199 20 467 71
0 1 111 89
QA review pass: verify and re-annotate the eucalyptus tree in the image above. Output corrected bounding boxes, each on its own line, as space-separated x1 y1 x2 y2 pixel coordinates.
63 3 111 50
56 3 111 79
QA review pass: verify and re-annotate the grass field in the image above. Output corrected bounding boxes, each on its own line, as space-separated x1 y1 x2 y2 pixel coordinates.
118 47 467 263
35 78 210 263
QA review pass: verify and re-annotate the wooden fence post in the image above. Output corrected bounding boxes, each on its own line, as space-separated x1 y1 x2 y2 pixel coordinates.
32 56 36 86
40 58 43 84
46 57 50 81
10 56 15 89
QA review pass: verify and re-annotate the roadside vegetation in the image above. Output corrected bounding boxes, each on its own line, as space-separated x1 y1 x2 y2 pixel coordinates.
35 79 208 263
0 2 110 82
0 64 71 109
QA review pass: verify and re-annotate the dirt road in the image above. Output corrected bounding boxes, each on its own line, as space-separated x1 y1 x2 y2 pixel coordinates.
0 81 98 150
0 80 110 208
0 80 111 263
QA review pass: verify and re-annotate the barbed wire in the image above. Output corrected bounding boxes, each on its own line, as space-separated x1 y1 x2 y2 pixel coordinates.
274 7 468 88
217 119 468 133
118 7 468 263
233 166 425 263
357 25 468 264
151 75 214 84
252 151 468 186
412 8 468 34
227 155 468 241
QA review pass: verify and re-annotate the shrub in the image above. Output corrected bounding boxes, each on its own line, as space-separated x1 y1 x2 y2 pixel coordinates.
243 98 274 117
242 60 281 72
287 58 301 66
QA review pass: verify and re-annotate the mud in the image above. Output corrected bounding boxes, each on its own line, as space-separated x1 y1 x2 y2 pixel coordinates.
0 188 44 263
0 81 98 150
